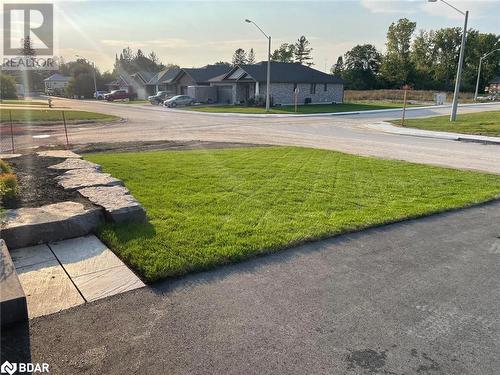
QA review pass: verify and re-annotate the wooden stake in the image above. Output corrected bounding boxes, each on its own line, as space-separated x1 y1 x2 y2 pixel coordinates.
401 86 409 127
9 110 15 153
62 111 70 149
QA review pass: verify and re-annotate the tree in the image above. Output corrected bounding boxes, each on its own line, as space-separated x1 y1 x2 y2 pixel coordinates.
462 30 500 92
294 36 313 66
430 27 462 91
0 73 17 99
380 18 416 87
232 48 247 65
66 72 95 98
342 44 382 89
19 35 36 56
331 56 344 76
214 61 231 65
410 30 437 89
271 43 295 62
247 48 256 64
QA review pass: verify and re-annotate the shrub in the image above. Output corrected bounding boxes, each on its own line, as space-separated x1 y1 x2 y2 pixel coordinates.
0 173 18 201
0 73 18 99
0 159 13 174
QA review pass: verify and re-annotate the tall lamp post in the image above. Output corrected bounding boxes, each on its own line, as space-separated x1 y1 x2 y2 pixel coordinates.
245 19 271 112
428 0 468 122
474 48 500 101
76 55 97 98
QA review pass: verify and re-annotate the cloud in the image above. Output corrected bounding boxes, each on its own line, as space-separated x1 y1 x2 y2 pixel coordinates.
361 0 500 20
361 0 419 14
101 38 190 49
420 1 500 20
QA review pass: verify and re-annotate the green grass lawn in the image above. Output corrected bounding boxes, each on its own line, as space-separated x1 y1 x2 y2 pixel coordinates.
391 111 500 137
0 99 48 106
109 99 150 105
0 108 119 122
85 147 500 282
186 101 411 114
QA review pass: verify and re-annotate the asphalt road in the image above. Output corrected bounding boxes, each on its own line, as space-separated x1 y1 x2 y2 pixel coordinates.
3 200 499 374
4 99 500 173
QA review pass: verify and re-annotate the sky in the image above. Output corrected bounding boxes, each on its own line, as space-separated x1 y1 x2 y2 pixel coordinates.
4 0 500 72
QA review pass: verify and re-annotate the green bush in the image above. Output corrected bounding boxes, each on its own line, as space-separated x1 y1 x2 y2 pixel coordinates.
0 173 18 201
0 159 13 174
0 73 18 99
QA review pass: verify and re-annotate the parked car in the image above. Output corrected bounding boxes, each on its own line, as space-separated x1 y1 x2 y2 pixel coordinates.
164 95 195 108
104 90 136 101
148 91 170 105
94 90 108 100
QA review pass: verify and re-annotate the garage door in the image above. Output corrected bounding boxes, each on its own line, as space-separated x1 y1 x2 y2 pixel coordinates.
217 86 233 104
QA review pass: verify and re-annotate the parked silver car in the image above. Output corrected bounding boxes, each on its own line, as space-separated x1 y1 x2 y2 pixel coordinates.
164 95 194 108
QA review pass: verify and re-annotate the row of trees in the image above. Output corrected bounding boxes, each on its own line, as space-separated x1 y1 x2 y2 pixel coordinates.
230 36 315 67
331 18 500 92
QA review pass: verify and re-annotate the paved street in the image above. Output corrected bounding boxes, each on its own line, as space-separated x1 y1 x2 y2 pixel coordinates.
3 200 498 374
4 99 500 173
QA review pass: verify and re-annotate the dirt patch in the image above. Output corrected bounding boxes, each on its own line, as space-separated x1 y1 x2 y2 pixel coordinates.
73 140 271 154
3 154 94 209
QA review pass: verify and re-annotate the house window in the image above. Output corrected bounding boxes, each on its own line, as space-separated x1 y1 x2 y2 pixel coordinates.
324 83 328 92
310 83 316 94
293 83 297 92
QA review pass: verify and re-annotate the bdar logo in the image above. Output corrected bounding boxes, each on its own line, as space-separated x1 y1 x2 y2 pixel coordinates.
0 361 17 375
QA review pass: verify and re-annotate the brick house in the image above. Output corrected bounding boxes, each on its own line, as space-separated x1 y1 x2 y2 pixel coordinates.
487 76 500 94
209 61 344 105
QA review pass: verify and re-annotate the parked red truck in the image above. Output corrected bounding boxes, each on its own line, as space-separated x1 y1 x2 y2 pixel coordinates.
104 89 137 101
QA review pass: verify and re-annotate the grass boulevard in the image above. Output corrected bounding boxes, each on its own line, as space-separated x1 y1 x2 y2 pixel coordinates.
0 108 119 122
184 101 414 114
86 146 500 282
392 110 500 137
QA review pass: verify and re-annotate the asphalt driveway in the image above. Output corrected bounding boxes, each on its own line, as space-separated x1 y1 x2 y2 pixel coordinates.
3 200 499 374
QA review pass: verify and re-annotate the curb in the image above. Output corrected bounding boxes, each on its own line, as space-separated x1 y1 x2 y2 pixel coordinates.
368 122 500 146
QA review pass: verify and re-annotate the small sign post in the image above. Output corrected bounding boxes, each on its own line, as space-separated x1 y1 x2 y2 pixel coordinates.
294 87 299 113
401 84 412 127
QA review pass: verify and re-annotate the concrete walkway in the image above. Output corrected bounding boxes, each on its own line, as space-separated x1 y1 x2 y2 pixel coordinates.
368 121 500 145
10 235 144 318
2 200 498 374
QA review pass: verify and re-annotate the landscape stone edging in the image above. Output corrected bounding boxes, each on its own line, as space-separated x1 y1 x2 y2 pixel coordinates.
51 154 147 224
49 158 102 171
78 186 147 223
0 202 104 249
0 239 28 327
55 168 123 190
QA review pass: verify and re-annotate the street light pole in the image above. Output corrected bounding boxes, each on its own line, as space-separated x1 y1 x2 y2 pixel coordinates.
428 0 468 122
474 48 500 101
450 10 468 121
245 19 271 112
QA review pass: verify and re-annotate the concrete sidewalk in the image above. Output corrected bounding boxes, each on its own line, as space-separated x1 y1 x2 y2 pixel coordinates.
10 235 144 318
368 121 500 145
3 200 499 374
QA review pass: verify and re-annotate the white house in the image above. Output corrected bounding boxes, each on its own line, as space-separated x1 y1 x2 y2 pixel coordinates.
44 74 71 95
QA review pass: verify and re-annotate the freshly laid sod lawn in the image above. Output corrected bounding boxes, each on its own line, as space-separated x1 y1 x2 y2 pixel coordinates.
0 108 119 122
86 147 500 281
186 102 409 114
391 111 500 137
